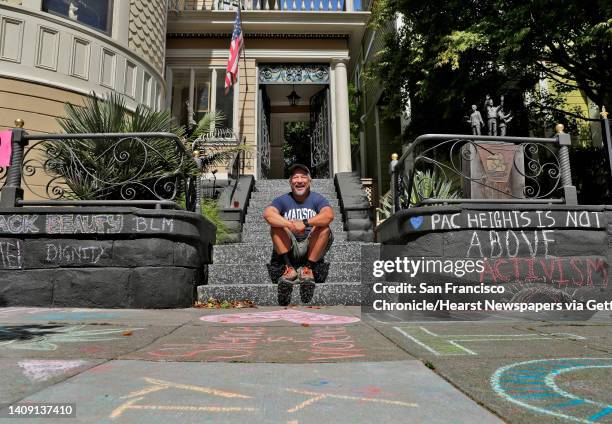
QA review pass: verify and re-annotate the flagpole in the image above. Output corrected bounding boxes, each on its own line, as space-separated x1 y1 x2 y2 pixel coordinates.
238 0 248 92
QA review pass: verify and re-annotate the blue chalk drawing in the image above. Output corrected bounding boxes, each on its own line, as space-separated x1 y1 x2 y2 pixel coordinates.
492 358 612 423
25 312 119 321
409 216 424 230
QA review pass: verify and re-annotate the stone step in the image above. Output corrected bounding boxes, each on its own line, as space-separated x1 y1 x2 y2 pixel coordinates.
197 282 362 305
250 189 337 197
255 179 335 187
247 199 340 214
213 242 370 264
244 214 346 224
241 221 345 234
241 230 348 243
208 262 360 284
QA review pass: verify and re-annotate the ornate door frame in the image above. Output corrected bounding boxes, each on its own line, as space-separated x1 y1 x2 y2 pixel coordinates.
257 64 332 179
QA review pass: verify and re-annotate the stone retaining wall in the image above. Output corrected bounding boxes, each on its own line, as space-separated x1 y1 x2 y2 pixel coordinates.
375 204 610 290
0 207 215 308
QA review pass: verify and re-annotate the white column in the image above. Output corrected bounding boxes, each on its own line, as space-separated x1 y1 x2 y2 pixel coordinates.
112 0 130 46
333 59 352 173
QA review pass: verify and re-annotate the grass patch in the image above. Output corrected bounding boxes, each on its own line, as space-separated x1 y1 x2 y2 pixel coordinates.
201 198 230 244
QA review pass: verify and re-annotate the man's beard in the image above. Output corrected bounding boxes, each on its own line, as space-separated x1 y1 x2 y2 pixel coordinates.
293 186 308 196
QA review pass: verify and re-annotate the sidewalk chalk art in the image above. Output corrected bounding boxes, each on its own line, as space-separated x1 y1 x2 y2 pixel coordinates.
395 326 585 356
0 325 142 351
200 309 360 325
492 357 612 423
19 360 89 382
111 377 417 420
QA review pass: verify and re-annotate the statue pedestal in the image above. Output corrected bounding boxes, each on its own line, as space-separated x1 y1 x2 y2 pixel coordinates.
462 141 525 199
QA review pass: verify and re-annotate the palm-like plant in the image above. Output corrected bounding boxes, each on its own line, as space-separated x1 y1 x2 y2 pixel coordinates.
45 93 238 201
377 169 460 221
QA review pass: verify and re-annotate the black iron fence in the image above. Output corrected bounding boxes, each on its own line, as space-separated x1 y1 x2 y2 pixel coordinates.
389 132 577 213
191 128 246 207
0 124 199 211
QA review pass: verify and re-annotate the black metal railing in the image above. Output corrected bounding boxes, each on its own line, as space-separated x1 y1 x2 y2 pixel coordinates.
0 125 200 211
191 128 246 208
168 0 355 12
389 132 577 212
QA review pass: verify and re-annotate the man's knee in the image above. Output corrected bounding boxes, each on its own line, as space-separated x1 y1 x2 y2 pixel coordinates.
311 226 330 238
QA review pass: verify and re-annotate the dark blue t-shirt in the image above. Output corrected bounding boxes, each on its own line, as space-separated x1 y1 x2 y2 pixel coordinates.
270 191 330 240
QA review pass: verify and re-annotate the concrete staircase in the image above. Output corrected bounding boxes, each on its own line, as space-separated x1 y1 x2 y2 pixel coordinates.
198 178 374 305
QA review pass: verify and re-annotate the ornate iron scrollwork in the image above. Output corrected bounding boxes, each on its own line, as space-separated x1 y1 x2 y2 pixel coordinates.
259 65 330 84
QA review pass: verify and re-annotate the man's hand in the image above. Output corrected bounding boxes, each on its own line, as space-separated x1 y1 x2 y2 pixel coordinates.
291 220 306 235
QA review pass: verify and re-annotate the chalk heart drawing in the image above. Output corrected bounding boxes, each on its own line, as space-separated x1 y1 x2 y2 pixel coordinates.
409 216 424 230
200 309 360 325
18 360 88 382
492 357 612 423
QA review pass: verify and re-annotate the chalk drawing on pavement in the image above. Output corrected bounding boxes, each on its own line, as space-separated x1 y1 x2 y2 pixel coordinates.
394 326 585 356
492 358 612 423
24 311 120 321
200 309 360 325
111 377 417 420
0 325 142 351
18 360 88 382
110 377 257 418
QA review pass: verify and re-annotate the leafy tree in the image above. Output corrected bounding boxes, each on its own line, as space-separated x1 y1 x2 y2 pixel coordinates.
369 0 611 139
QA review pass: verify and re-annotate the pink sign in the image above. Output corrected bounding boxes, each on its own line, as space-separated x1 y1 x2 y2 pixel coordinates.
200 309 360 325
0 130 12 167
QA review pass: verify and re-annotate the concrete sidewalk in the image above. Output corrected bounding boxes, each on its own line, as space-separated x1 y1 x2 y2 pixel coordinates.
0 306 609 423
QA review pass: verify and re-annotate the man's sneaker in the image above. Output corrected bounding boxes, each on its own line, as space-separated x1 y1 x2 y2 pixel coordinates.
281 265 298 282
299 266 315 285
277 266 297 306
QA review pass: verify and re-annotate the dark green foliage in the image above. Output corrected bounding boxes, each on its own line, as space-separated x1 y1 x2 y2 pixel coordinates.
48 93 196 200
369 0 611 141
282 121 311 177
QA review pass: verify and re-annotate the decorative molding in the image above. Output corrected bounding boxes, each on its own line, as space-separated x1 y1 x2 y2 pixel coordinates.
124 60 137 98
168 32 349 39
70 37 91 80
166 48 349 60
0 16 24 63
99 47 117 89
259 64 329 84
35 25 59 71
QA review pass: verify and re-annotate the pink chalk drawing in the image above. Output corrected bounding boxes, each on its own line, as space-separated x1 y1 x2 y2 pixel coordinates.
18 360 88 382
200 309 360 325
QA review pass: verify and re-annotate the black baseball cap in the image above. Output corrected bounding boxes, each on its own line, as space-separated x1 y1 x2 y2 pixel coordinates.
288 163 311 176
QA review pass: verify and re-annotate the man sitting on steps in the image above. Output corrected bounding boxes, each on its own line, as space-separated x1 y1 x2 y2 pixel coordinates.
263 164 334 296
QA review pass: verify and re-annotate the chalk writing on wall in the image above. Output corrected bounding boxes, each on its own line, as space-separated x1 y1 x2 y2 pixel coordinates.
45 243 108 265
199 309 361 325
131 217 174 233
492 357 612 422
0 215 39 234
18 359 88 382
46 214 124 234
466 230 555 258
0 239 22 269
0 214 176 235
479 257 608 287
428 210 604 231
147 325 365 362
395 326 585 356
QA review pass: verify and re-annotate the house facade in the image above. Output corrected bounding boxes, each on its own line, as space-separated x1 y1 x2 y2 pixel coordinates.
0 0 370 182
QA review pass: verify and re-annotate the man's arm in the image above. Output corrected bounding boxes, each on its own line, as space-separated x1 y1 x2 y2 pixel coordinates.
306 206 334 228
263 206 297 231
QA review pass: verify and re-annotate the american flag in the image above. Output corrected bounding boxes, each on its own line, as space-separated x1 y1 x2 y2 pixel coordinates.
225 8 244 95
